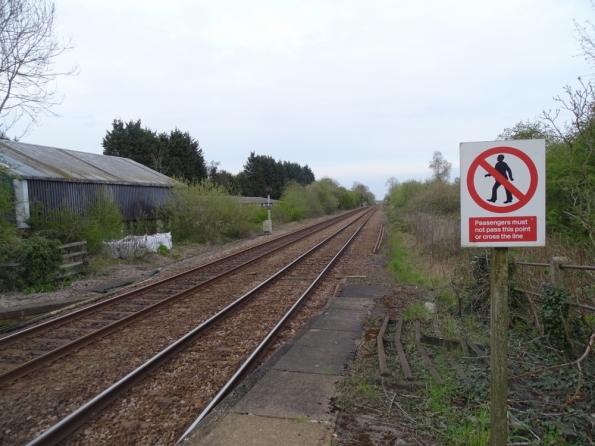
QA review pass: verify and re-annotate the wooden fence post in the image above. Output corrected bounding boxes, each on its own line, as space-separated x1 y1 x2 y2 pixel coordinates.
550 257 568 291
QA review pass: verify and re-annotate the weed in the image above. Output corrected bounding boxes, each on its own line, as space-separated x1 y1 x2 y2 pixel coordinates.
539 283 588 354
357 380 375 398
428 381 451 412
157 244 169 255
172 252 180 260
440 314 457 340
403 301 431 322
387 233 428 285
291 416 309 424
167 181 256 244
362 314 378 327
448 407 490 446
23 284 56 294
438 287 458 312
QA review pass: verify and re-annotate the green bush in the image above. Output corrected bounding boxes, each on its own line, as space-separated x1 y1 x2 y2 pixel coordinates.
16 237 62 288
539 283 588 353
274 201 303 222
79 193 123 252
0 171 20 290
167 180 256 243
27 188 123 253
314 179 339 213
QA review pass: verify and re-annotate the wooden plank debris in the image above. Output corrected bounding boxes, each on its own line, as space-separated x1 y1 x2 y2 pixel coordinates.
420 335 460 350
466 338 490 366
432 321 469 384
414 320 444 385
377 314 390 376
394 316 413 380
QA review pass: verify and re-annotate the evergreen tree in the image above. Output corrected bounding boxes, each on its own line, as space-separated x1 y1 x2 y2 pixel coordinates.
102 120 207 182
207 160 240 193
102 119 158 169
240 152 315 198
165 128 207 181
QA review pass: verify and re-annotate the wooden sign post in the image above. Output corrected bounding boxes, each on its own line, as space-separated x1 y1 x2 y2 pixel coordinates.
460 140 545 444
490 246 509 445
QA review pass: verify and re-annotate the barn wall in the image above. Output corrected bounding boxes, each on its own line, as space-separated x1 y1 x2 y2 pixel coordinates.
26 180 172 221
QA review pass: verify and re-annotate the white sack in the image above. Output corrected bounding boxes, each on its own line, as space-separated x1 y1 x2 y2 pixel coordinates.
103 232 172 259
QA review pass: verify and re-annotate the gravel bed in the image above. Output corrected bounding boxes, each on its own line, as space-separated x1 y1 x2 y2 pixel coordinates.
0 213 346 327
0 211 368 445
65 221 363 445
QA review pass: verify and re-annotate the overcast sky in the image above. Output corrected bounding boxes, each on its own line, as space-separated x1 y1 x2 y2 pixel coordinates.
17 0 595 198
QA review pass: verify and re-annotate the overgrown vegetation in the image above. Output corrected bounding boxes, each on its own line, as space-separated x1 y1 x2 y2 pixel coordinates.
16 237 61 291
376 142 595 442
0 174 373 292
27 188 123 252
368 52 595 441
165 181 256 243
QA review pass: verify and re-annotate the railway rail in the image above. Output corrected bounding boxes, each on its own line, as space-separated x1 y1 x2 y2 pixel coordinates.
0 208 364 385
1 207 377 446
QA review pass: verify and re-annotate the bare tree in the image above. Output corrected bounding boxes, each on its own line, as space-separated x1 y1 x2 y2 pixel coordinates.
0 0 77 137
429 150 451 182
351 181 375 205
542 78 595 246
574 1 595 70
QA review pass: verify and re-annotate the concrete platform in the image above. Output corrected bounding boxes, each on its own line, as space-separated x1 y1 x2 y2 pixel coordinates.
273 329 358 374
234 369 337 422
0 297 90 320
179 288 384 446
197 414 334 446
338 284 388 298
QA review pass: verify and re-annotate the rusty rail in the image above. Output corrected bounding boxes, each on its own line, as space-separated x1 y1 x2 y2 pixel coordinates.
373 224 384 254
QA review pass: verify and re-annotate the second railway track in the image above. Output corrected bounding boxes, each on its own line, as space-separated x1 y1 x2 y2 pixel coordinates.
1 207 376 446
0 208 364 384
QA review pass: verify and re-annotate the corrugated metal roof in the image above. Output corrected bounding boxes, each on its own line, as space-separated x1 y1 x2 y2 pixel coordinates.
0 140 177 187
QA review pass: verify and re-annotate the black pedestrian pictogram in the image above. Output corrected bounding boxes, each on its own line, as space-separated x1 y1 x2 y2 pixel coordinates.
467 146 537 214
485 154 514 204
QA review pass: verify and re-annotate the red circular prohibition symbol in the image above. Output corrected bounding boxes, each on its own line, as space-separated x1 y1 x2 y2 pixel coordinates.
467 146 538 213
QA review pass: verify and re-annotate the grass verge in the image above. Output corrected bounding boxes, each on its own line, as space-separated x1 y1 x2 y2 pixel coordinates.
334 230 593 445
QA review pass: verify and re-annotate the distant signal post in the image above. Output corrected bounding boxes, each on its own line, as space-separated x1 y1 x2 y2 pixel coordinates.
460 140 545 446
263 187 273 234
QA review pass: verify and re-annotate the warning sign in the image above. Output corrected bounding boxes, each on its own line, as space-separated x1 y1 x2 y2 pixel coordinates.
460 140 545 247
469 217 537 243
467 147 538 213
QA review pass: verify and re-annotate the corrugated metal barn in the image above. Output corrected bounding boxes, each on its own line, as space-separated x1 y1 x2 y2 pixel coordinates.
0 141 178 228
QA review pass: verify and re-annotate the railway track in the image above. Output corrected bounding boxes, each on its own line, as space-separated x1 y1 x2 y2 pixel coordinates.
0 208 364 384
1 208 376 446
